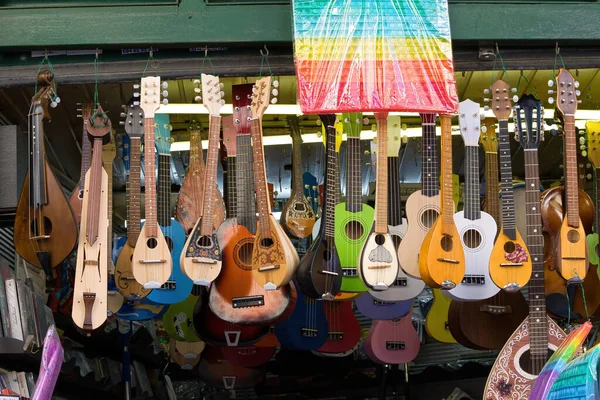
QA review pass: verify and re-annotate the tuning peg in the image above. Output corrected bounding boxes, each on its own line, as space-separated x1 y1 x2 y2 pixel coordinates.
578 100 582 104
219 91 225 98
582 150 588 157
574 81 580 88
512 95 519 103
50 101 58 108
272 88 278 96
193 79 200 85
483 98 490 103
316 131 322 137
220 99 225 106
483 88 490 95
76 114 82 118
120 112 127 118
510 88 517 93
481 125 487 133
576 90 581 96
316 119 322 126
271 97 277 104
119 121 125 126
133 92 140 98
162 81 168 89
133 101 140 106
363 117 369 125
272 80 279 88
548 97 555 104
587 173 593 180
479 114 486 121
194 87 201 93
54 97 61 104
133 84 140 89
162 90 168 97
162 99 168 105
548 80 554 87
514 133 519 141
373 136 377 144
548 90 555 95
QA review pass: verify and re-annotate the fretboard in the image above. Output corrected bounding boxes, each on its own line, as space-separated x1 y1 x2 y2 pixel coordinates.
200 115 221 235
86 139 104 245
595 168 600 233
484 151 501 228
323 121 339 237
374 115 389 233
497 120 516 239
189 129 203 170
421 113 439 197
523 149 548 358
79 120 91 191
103 150 114 271
143 118 158 233
463 145 481 221
440 115 454 224
388 157 402 226
291 131 304 196
251 118 272 237
127 137 142 247
563 115 580 228
236 134 256 234
225 155 237 218
157 154 172 227
346 137 363 213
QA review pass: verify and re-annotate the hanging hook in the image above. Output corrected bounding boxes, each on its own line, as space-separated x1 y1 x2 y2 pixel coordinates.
95 48 99 60
495 42 500 55
555 42 560 55
520 70 524 77
44 49 49 61
149 49 154 59
260 45 269 57
204 46 208 58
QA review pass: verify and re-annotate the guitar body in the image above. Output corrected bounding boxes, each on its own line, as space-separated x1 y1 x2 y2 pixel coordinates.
180 216 222 286
115 298 168 321
364 314 420 364
587 232 599 267
484 316 566 400
72 168 108 331
68 186 83 225
489 228 532 291
14 164 78 270
132 224 172 289
555 216 589 281
175 340 206 359
317 300 361 354
254 330 280 347
359 228 403 292
448 290 528 350
252 215 299 290
446 210 499 301
170 341 203 370
220 345 276 368
447 300 485 349
296 234 342 299
355 293 412 320
115 241 150 301
281 195 316 239
398 191 440 279
163 293 201 341
198 346 265 390
388 218 408 249
424 288 455 344
334 203 374 293
147 219 192 304
210 218 293 324
419 217 465 289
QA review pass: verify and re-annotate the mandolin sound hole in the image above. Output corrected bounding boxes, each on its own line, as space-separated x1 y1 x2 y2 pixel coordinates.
323 250 332 262
567 229 580 243
462 229 482 249
260 237 274 248
147 237 158 249
294 203 306 212
375 234 386 246
440 234 453 252
421 209 439 229
31 216 53 236
518 348 554 376
345 220 364 240
237 242 253 266
196 235 213 248
504 241 516 253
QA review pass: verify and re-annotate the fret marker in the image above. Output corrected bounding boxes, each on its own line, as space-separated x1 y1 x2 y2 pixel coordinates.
536 319 540 322
535 274 538 278
536 295 539 299
534 257 538 261
536 307 539 311
532 207 536 211
534 229 537 233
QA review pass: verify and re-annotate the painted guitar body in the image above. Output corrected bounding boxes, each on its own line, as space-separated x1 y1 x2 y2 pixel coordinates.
398 191 440 279
114 239 150 301
147 218 192 304
489 228 532 291
334 203 374 293
425 288 455 344
281 196 316 239
484 316 566 400
446 210 499 301
317 300 361 354
364 313 420 364
198 346 265 390
163 293 201 341
220 345 276 368
115 298 168 321
296 235 342 299
355 293 412 320
181 216 222 286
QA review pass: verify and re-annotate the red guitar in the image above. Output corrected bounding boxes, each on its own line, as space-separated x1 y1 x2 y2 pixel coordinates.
198 345 265 390
316 299 361 354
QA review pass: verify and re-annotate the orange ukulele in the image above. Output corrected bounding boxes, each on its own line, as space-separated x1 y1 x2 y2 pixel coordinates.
419 114 465 289
69 102 93 225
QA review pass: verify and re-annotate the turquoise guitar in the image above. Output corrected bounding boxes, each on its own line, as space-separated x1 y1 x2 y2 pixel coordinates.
335 113 373 292
147 114 193 304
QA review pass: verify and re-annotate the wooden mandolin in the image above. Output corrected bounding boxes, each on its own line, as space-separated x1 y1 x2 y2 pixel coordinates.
72 105 111 333
14 71 78 290
69 102 93 225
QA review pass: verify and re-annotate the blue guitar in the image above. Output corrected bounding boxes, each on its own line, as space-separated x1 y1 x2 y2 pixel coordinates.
274 279 329 350
146 114 192 304
354 293 413 320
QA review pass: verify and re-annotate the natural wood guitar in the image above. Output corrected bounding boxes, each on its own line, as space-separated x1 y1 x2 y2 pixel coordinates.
69 102 93 225
281 115 316 238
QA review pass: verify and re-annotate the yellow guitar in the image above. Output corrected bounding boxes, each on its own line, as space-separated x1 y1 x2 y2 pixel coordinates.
425 289 456 344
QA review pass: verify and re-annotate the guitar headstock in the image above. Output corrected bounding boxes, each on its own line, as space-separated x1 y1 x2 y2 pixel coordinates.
287 115 302 142
120 99 145 139
387 116 402 156
485 79 516 121
199 74 225 116
79 102 93 122
319 114 340 152
342 113 367 139
514 94 544 150
250 76 277 119
222 115 236 157
549 68 581 116
139 76 168 119
319 115 343 151
232 84 253 136
87 105 112 141
33 70 59 119
586 121 600 168
458 99 481 146
154 114 173 155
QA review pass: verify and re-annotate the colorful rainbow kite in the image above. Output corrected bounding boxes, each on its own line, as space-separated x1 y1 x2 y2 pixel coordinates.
292 0 459 113
546 344 600 400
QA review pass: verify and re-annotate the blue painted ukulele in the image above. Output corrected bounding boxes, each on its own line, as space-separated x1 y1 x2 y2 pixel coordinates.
146 114 193 304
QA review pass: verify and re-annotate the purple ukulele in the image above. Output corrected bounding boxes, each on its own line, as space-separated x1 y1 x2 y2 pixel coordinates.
32 325 63 400
363 313 420 365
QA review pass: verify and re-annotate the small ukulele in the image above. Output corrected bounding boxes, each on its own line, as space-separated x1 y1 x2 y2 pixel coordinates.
132 76 173 289
180 73 225 286
72 106 111 333
425 288 456 343
69 102 93 225
585 120 600 267
281 115 316 238
364 312 421 364
419 114 465 289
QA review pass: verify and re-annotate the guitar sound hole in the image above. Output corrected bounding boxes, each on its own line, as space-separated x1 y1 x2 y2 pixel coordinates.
440 234 453 252
77 189 84 200
237 242 253 265
462 229 482 249
196 235 213 248
261 237 274 248
31 216 53 236
165 236 174 252
147 237 158 249
567 229 580 243
375 234 386 246
421 209 439 229
518 348 554 376
323 250 332 262
294 203 306 212
504 241 516 253
345 220 364 240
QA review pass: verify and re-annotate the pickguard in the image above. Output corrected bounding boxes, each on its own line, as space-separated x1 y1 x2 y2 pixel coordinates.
185 230 220 261
368 245 393 263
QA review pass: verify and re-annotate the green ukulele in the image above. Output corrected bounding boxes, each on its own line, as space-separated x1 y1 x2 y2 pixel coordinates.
335 113 374 292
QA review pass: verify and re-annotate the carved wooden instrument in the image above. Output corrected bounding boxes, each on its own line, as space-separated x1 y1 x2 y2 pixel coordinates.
485 93 567 399
132 76 173 289
250 76 299 290
69 102 93 225
210 83 293 324
72 105 111 333
364 312 421 364
585 120 600 268
488 79 532 291
419 114 465 289
180 73 225 286
115 100 150 301
14 70 78 290
281 115 316 238
446 99 499 301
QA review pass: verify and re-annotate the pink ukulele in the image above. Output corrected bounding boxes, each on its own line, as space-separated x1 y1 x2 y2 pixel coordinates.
363 312 421 365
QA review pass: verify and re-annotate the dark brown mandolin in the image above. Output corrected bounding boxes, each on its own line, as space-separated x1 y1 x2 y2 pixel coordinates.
14 71 78 290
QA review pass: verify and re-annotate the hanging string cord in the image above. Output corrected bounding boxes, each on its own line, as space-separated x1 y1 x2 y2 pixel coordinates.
489 43 509 87
553 42 567 77
516 72 538 98
93 51 100 109
142 49 159 77
34 52 57 95
259 45 273 77
200 47 216 75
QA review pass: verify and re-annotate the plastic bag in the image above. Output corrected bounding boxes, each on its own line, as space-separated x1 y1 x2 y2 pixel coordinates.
292 0 458 113
31 325 64 400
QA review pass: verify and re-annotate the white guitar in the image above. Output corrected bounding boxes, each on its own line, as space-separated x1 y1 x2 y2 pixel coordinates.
445 99 499 301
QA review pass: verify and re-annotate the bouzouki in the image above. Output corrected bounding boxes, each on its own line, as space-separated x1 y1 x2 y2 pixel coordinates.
250 76 299 290
132 76 173 289
210 84 292 324
585 120 600 267
297 114 342 300
419 114 465 289
488 79 532 292
281 115 316 238
484 94 567 400
72 105 111 333
115 100 151 301
147 114 193 304
69 102 93 225
14 71 78 290
446 99 499 301
180 73 225 286
398 113 440 279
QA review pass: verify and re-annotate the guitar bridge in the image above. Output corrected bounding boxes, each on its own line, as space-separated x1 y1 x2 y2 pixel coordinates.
461 275 485 285
30 235 51 240
373 299 395 306
328 332 344 340
301 328 318 337
480 304 512 315
158 280 176 290
319 270 339 276
500 263 523 267
82 292 96 335
393 278 407 287
232 295 265 308
386 341 405 350
139 259 167 264
258 265 280 272
436 258 459 264
342 268 358 277
191 258 218 265
367 265 391 269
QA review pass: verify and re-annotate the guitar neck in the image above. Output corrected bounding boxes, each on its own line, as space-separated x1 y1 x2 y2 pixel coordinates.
143 117 158 234
157 154 172 227
346 137 363 212
86 139 104 245
440 115 454 225
374 116 389 233
251 118 272 237
463 145 481 220
127 137 142 247
323 123 339 238
30 102 47 207
236 134 257 234
291 131 304 196
225 155 237 218
189 129 204 169
421 114 439 197
563 115 580 228
388 157 402 226
80 120 92 191
102 152 114 268
200 115 221 235
484 150 501 226
497 120 517 238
